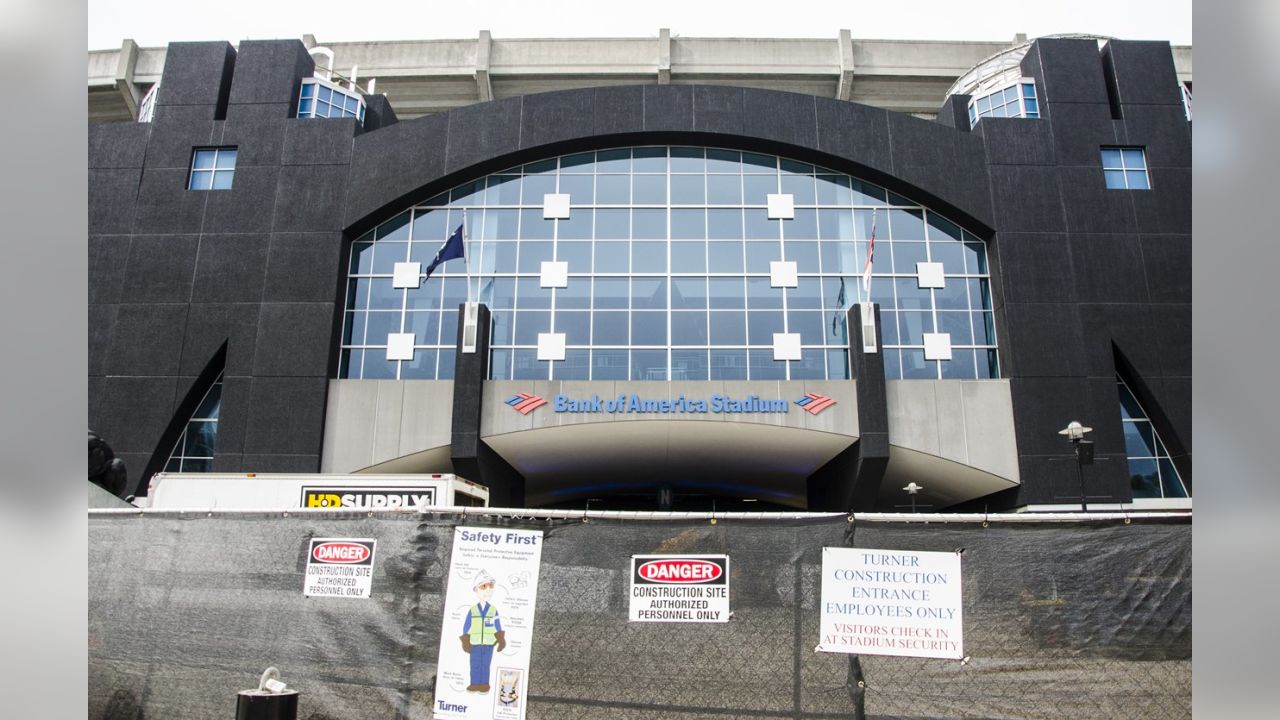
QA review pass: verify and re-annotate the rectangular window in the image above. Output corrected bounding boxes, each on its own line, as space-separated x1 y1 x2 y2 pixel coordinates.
188 147 236 191
967 78 1039 128
1100 146 1150 190
297 78 366 124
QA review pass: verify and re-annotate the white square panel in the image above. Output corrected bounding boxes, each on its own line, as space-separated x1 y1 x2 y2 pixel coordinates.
386 333 415 361
537 332 566 361
766 193 795 220
916 261 945 289
392 261 421 289
923 333 953 361
769 260 798 288
772 333 802 361
540 260 569 288
543 193 571 219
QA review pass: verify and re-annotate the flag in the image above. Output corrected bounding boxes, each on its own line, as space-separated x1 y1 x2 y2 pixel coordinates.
861 208 877 299
425 223 465 279
832 277 847 336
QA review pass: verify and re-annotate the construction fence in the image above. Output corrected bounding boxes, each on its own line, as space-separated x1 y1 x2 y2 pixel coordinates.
88 510 1190 719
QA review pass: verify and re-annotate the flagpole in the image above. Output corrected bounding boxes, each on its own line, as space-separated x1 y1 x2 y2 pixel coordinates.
462 207 472 304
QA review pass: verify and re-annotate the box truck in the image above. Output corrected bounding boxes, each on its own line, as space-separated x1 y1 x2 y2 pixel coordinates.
143 473 489 509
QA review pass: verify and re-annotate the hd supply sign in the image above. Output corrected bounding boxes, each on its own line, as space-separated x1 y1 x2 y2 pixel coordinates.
300 486 436 509
630 555 730 623
304 538 376 598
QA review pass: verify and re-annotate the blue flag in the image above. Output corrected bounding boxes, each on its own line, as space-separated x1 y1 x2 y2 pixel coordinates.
424 223 465 279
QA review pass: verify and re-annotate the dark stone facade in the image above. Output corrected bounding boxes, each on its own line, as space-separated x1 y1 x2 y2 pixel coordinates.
88 37 1191 507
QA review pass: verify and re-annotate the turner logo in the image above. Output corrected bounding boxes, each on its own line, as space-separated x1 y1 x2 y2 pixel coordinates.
506 392 547 415
796 393 837 415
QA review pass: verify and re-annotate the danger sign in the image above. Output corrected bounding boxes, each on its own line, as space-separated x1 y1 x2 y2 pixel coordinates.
304 538 376 599
629 555 730 623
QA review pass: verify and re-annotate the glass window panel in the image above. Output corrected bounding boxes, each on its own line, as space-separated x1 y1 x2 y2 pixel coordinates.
406 311 441 345
442 277 468 307
671 277 708 309
401 349 438 379
940 349 977 379
367 279 402 310
318 86 333 103
827 349 850 380
300 82 316 99
1160 459 1188 498
524 174 560 203
788 311 825 345
560 152 595 173
185 422 218 457
709 311 747 345
362 353 398 379
745 242 781 273
1121 148 1146 169
706 209 743 239
592 311 629 344
869 276 895 306
632 209 666 239
962 242 988 273
516 278 551 309
593 278 628 308
880 348 902 380
1129 458 1161 498
828 309 848 345
901 349 935 379
671 312 709 345
514 311 551 345
969 279 993 310
779 159 813 175
451 179 486 205
705 149 741 172
820 240 857 275
298 99 313 117
1124 422 1157 458
631 278 668 309
708 241 745 273
633 174 667 204
489 175 522 205
670 174 705 205
933 277 970 310
632 147 667 173
522 159 557 175
748 349 786 380
436 348 455 378
556 277 590 309
671 241 707 272
742 175 777 205
889 209 926 240
790 350 826 380
512 349 549 380
181 459 213 473
669 147 705 173
710 349 748 380
519 209 554 239
211 170 234 190
878 310 900 346
930 242 965 275
816 176 852 205
926 212 962 243
818 209 852 240
405 281 442 310
558 210 593 240
596 174 630 204
488 349 512 380
706 175 743 205
214 149 237 169
484 209 520 239
631 312 668 345
1118 383 1144 420
979 349 999 379
744 210 777 240
489 311 514 344
897 311 934 345
555 349 591 380
412 208 448 243
350 242 374 274
708 278 746 309
1126 170 1150 190
746 278 783 308
747 311 784 344
557 241 592 272
347 278 372 311
594 241 629 272
560 174 593 204
849 181 887 206
787 278 822 309
487 278 517 309
740 152 775 173
936 311 974 345
784 209 818 241
343 311 366 345
556 311 591 345
517 241 554 273
632 350 668 380
895 278 932 310
1104 169 1127 189
891 242 928 272
632 241 667 273
780 174 816 205
595 148 630 172
977 95 991 113
671 349 709 380
365 311 402 345
189 170 213 190
592 349 629 379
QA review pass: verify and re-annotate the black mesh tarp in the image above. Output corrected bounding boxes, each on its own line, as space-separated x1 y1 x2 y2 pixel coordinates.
88 512 1189 719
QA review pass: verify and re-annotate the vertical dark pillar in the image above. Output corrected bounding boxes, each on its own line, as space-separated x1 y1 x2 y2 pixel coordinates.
843 303 890 510
153 42 237 122
936 94 973 130
450 304 525 507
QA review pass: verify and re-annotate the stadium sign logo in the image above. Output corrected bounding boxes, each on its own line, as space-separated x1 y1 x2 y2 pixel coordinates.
795 393 837 415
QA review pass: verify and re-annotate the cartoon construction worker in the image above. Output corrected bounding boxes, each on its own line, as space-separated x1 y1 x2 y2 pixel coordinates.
459 571 506 692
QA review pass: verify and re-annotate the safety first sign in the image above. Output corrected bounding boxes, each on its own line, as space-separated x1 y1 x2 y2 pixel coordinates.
629 555 730 623
303 538 376 598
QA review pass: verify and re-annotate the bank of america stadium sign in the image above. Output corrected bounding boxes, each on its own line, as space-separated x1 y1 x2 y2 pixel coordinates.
506 392 836 416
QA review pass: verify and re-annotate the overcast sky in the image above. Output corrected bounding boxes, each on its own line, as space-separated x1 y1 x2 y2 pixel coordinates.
88 0 1191 50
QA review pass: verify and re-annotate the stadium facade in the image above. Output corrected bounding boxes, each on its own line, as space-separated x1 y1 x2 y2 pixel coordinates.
86 32 1192 512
